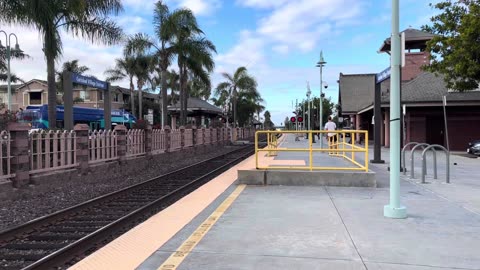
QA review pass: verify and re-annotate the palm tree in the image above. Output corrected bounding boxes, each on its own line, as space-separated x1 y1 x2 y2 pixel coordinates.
187 71 211 100
56 59 89 93
121 1 178 127
166 69 180 105
124 34 155 119
215 67 258 127
0 47 29 83
131 53 154 120
0 0 124 128
166 8 216 125
104 56 137 117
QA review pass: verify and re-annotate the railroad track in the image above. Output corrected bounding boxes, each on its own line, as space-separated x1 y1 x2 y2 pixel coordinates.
0 143 262 270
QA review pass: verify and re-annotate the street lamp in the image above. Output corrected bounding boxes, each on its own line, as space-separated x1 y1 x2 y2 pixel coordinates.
0 30 23 111
316 51 326 147
306 82 316 143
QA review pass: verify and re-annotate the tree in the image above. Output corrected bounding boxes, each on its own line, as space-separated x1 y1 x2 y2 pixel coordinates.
215 67 258 128
422 0 480 91
56 59 89 93
263 110 274 130
188 72 211 100
125 34 155 120
299 97 334 129
121 1 182 127
170 9 216 125
105 56 137 117
0 48 29 83
166 69 180 105
0 0 124 128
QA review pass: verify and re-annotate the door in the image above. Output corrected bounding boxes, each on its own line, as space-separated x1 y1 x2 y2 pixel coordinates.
426 116 444 146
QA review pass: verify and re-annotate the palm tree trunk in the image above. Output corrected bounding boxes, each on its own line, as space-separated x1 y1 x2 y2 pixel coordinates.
130 78 135 118
161 69 168 128
138 81 143 120
178 62 185 126
182 65 188 126
47 56 57 129
233 90 238 128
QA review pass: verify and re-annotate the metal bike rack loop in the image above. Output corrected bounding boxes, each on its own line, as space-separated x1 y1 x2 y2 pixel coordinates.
421 144 450 184
410 143 437 179
402 142 420 173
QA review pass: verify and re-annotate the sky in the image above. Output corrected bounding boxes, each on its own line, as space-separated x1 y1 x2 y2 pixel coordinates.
1 0 442 125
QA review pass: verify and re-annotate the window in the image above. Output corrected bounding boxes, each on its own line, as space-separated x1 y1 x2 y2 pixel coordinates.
98 91 103 101
113 93 119 102
80 89 90 101
29 92 42 105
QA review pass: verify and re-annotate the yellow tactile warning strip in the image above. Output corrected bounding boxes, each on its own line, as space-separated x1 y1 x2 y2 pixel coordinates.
157 185 246 270
69 156 254 270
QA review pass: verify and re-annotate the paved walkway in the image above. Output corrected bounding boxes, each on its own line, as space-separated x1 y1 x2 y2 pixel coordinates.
135 145 480 270
71 136 480 270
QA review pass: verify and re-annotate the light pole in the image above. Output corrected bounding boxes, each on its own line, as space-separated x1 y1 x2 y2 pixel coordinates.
384 0 407 219
0 31 23 111
306 82 316 143
316 51 326 147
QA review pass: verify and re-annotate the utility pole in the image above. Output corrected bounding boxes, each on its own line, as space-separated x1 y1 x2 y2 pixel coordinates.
384 0 407 219
316 51 326 147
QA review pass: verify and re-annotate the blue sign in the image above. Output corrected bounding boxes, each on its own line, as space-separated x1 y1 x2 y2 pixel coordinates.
376 67 391 84
72 73 108 90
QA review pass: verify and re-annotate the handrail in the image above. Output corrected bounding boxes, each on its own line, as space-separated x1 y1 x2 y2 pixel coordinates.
255 130 369 172
421 144 450 184
410 143 436 179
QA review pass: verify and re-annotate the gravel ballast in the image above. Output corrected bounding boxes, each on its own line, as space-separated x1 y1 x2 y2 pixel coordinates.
0 145 242 232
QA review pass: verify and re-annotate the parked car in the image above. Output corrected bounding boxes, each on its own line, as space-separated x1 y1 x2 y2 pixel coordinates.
467 140 480 156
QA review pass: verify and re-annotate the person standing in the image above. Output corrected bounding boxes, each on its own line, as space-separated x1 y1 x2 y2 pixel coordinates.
324 116 337 150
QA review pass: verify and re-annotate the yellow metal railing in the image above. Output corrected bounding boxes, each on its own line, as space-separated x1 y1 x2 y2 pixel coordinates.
255 130 369 172
267 132 279 156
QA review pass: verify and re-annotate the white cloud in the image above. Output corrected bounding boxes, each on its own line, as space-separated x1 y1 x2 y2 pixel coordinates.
122 0 221 16
237 0 289 9
272 45 289 54
214 0 370 125
2 24 129 87
173 0 221 16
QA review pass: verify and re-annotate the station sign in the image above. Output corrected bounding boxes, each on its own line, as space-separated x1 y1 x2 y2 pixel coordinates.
376 67 391 84
72 73 108 90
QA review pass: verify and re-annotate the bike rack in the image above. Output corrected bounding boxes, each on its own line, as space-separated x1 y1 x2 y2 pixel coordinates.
402 142 420 173
410 143 436 179
421 144 450 184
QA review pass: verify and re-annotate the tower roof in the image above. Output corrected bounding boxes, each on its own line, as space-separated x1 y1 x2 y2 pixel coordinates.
379 28 435 52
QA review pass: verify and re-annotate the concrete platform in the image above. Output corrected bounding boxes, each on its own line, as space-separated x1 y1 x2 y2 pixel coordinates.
238 170 376 187
138 184 480 270
240 133 376 187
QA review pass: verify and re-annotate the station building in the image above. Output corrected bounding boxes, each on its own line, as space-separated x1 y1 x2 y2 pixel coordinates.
339 28 480 151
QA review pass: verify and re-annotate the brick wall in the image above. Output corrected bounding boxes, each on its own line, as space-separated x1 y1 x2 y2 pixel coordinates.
402 52 430 81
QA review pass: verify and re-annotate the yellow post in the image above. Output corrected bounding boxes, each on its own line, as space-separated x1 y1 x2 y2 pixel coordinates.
365 131 369 172
255 131 259 169
309 130 313 171
351 132 356 162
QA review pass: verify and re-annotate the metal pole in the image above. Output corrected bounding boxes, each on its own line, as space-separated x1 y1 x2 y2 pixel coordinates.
7 46 11 111
320 65 323 148
443 95 450 151
384 0 407 219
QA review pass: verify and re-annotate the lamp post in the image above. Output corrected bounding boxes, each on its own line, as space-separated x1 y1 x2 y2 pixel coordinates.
316 51 326 147
306 82 316 143
384 0 407 219
0 31 22 111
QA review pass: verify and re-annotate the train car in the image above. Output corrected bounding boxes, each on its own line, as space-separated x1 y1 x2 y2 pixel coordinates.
17 105 136 130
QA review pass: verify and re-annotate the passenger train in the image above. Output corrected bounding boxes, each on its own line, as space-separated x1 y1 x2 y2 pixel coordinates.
17 105 136 130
